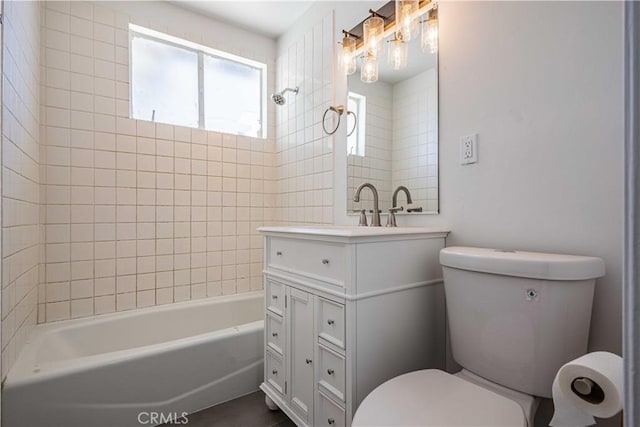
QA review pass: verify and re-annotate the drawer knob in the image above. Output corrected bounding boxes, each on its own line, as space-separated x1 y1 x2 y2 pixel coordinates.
276 251 282 256
322 259 330 265
272 332 278 337
327 319 335 325
327 368 335 375
305 358 312 364
272 295 278 300
328 418 335 425
272 369 278 375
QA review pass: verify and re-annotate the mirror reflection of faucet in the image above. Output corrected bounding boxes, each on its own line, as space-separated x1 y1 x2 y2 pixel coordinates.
392 185 413 208
392 185 423 213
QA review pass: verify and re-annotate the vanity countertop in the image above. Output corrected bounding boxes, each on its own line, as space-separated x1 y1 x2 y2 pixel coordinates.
257 225 450 238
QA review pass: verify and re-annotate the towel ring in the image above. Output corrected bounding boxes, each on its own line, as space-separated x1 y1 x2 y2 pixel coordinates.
322 105 345 135
347 110 357 137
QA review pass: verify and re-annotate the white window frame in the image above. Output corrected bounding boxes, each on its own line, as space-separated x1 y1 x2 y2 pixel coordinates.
347 91 366 156
129 24 268 138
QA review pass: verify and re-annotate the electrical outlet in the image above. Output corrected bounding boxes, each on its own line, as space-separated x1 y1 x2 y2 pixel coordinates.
460 134 478 165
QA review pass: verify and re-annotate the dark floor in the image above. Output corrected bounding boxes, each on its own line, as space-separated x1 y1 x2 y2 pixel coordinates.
162 391 296 427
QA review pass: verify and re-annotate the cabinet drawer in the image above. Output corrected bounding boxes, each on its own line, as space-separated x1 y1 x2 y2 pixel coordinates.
317 391 346 427
318 298 345 349
268 237 346 285
266 351 285 396
318 344 346 402
266 279 285 316
266 312 284 356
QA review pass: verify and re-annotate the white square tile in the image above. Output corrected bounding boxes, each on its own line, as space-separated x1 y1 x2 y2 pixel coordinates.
71 299 94 318
116 292 136 311
95 295 116 314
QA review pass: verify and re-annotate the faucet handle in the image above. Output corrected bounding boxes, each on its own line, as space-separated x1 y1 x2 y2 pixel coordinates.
351 209 368 226
386 206 403 227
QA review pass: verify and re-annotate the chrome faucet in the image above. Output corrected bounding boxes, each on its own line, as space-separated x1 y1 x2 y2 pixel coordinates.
353 182 381 226
392 185 413 208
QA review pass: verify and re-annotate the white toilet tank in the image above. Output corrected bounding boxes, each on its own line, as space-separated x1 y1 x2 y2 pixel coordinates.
440 247 605 399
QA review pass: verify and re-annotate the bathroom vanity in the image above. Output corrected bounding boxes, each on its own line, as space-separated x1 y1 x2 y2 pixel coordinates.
258 226 449 427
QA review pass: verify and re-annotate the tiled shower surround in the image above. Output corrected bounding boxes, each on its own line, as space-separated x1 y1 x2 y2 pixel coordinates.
42 121 276 320
40 1 278 323
2 0 334 377
2 0 41 379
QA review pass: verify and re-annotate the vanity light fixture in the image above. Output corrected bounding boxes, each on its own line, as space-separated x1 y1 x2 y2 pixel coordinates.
395 0 419 41
421 5 438 54
341 1 437 81
341 31 358 75
361 52 379 83
388 35 408 70
363 12 385 58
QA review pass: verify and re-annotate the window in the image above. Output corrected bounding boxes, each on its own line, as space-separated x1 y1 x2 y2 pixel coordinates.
130 25 267 138
347 92 366 156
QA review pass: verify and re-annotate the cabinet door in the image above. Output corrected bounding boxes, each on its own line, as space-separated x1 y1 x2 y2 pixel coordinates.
288 287 315 424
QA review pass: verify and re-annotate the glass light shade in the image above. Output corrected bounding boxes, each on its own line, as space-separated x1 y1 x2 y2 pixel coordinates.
341 35 357 75
395 0 419 41
421 16 438 54
388 38 408 70
361 54 378 83
363 16 385 57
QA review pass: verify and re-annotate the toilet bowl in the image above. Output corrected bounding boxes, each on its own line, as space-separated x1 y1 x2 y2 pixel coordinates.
353 247 605 427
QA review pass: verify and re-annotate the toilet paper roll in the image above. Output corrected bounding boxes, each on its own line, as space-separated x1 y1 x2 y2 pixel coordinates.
549 351 623 427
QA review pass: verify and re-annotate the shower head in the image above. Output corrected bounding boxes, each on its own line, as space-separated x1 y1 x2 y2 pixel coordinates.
271 93 285 105
271 87 299 105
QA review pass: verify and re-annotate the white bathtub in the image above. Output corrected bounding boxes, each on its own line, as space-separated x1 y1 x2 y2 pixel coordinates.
3 291 264 427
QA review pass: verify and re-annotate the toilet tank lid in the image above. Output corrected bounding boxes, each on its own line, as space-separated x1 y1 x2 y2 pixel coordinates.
440 247 605 280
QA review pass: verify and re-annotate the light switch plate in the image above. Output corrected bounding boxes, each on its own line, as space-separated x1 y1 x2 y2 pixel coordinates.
460 134 478 165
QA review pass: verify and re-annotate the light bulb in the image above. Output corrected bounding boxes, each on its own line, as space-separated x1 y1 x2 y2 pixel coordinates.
361 54 378 83
363 16 385 58
421 13 438 54
341 34 356 75
388 37 408 70
395 0 419 41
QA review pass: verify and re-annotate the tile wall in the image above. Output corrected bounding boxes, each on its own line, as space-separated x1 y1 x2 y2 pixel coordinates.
1 0 41 378
0 0 338 377
39 1 277 323
274 11 335 225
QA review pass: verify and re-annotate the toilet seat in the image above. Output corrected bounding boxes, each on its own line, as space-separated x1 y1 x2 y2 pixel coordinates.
352 369 526 427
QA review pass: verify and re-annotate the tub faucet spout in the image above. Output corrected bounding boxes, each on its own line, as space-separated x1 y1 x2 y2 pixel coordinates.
353 182 381 226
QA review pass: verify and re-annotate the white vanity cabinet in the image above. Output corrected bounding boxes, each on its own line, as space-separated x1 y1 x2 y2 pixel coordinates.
258 226 449 427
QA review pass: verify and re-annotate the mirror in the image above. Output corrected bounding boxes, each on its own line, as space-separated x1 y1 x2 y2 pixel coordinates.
346 22 438 215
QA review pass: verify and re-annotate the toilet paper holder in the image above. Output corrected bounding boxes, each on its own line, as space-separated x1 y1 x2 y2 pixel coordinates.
571 377 606 404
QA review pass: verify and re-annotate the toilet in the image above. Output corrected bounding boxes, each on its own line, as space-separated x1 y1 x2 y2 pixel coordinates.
353 246 605 427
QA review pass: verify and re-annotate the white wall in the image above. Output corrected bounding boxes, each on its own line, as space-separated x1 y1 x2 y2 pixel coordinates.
333 2 623 425
1 0 41 379
434 0 623 356
336 0 623 355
